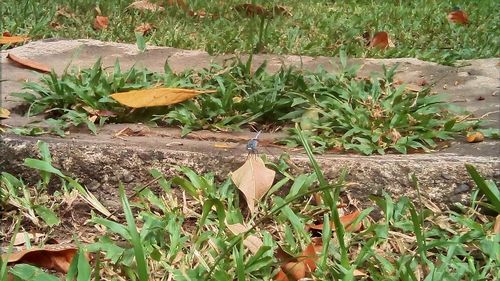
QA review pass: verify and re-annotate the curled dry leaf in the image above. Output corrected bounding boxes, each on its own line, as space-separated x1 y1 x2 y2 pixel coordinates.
2 244 86 273
135 23 155 35
230 156 276 214
93 15 109 30
111 88 217 108
235 3 269 17
369 31 394 49
1 107 11 119
466 132 484 143
7 53 51 73
306 210 363 232
275 239 321 281
226 223 263 254
448 10 468 25
127 0 164 12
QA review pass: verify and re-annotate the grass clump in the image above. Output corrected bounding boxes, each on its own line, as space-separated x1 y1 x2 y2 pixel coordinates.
2 0 499 64
13 56 476 154
1 141 499 280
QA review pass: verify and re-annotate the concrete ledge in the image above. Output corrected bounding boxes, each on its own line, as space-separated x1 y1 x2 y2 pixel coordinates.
1 130 498 209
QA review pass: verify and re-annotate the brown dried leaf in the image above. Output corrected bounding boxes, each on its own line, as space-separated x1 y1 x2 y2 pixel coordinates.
55 6 76 18
494 215 500 235
226 223 263 254
275 239 321 281
306 210 363 232
135 23 155 35
127 0 164 12
115 127 147 137
7 53 51 73
273 5 292 17
369 31 393 49
466 132 484 143
93 15 109 30
235 3 269 17
230 156 275 214
111 88 217 108
448 10 468 25
2 244 84 273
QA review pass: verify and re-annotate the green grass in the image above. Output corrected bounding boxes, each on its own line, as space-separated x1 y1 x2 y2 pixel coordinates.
12 56 484 155
2 0 499 64
1 141 499 280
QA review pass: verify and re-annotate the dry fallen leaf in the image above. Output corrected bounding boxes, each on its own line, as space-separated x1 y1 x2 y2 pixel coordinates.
82 106 117 117
405 84 423 92
93 15 109 30
55 6 76 18
448 10 468 25
114 127 147 137
7 53 51 73
12 232 45 246
226 223 263 254
494 215 500 235
0 34 29 45
3 244 84 273
466 132 484 143
275 239 321 281
273 5 292 17
1 107 11 119
369 31 393 49
231 156 276 214
235 3 269 17
111 88 217 108
306 210 363 232
135 23 155 35
127 0 164 12
214 143 234 149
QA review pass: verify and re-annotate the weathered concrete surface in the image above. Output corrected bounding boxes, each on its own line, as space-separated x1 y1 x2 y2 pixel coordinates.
1 39 499 209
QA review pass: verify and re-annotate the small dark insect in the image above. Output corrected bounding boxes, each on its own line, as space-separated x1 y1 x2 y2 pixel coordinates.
246 130 262 154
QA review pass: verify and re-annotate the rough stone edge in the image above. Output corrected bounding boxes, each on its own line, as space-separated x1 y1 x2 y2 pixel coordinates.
1 135 498 210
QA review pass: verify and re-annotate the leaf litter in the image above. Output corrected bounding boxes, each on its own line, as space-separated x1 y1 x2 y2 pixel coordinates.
230 156 275 214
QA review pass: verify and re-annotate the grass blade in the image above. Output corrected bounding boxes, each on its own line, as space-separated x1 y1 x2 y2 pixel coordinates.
119 184 149 281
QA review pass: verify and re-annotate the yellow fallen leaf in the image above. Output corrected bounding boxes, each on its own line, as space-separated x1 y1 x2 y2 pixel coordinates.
0 107 11 119
111 87 217 108
230 156 275 214
214 143 234 149
226 223 263 254
0 35 29 45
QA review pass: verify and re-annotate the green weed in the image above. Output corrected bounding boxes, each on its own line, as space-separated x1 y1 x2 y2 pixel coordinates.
1 140 498 280
12 57 477 154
